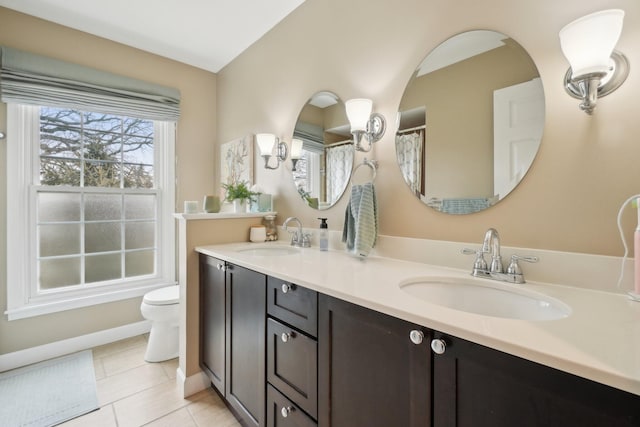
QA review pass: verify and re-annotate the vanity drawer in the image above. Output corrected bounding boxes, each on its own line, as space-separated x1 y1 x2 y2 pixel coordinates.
267 384 317 427
267 276 318 337
267 318 318 419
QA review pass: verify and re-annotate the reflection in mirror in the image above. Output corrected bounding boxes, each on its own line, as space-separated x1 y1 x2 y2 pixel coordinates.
292 91 354 210
397 30 545 214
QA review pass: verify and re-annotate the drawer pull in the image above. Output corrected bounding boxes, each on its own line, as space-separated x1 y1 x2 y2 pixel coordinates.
281 331 295 343
216 263 226 271
281 405 294 418
281 283 294 293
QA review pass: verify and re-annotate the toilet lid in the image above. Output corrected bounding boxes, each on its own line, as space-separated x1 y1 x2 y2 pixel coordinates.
143 286 179 306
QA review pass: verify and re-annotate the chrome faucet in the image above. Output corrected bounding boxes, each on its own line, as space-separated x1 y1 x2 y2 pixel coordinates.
283 217 311 248
482 228 503 273
462 228 538 284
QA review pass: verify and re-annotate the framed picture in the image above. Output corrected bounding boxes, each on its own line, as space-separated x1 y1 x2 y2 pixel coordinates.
220 134 253 198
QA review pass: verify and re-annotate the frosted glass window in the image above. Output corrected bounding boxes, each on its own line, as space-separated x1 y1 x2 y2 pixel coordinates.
85 253 122 283
85 222 122 253
39 224 81 257
85 194 122 221
125 250 155 277
125 222 155 249
39 257 81 290
38 193 81 222
125 194 155 220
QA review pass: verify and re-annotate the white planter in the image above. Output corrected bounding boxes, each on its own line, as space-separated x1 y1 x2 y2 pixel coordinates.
232 199 247 213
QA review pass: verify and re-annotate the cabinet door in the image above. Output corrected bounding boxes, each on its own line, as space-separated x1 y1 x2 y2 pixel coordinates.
433 333 640 427
226 264 267 427
318 295 431 427
199 254 226 394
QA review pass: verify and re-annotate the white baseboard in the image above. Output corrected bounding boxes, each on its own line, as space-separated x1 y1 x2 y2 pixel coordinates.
0 320 151 372
176 366 209 398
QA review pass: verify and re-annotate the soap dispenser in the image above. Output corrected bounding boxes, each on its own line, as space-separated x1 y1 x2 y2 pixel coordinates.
318 218 328 251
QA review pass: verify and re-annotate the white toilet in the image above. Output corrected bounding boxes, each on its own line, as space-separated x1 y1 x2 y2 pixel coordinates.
140 285 180 362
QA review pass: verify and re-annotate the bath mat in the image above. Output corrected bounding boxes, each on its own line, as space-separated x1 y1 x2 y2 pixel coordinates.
0 350 99 426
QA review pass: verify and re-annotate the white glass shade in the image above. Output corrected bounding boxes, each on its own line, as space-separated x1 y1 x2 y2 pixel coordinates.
345 99 373 132
559 9 624 78
290 138 303 159
256 133 276 156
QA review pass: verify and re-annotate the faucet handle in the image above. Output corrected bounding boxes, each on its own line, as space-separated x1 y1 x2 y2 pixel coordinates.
507 254 539 275
462 248 488 276
286 229 299 246
300 233 312 248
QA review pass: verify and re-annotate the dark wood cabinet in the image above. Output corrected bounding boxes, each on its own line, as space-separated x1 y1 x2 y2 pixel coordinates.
318 294 431 427
225 263 267 427
201 255 640 427
199 254 226 394
432 332 640 427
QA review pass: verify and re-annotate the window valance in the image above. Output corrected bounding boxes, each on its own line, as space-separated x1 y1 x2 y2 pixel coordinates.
0 46 181 121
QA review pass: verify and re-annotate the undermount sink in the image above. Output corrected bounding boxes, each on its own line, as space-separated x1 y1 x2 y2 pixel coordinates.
399 276 570 321
236 245 300 256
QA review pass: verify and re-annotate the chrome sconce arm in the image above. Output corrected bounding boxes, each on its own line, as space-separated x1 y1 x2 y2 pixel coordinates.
559 9 629 115
256 133 288 170
345 99 386 152
563 51 629 114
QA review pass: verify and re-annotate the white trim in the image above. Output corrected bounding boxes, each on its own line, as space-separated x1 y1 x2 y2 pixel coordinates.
5 280 175 320
0 320 151 372
176 366 209 398
7 104 39 312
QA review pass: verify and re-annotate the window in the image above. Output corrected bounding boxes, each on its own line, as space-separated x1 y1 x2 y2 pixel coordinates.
6 104 176 320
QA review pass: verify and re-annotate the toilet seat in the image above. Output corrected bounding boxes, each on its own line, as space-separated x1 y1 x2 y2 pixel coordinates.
143 286 179 306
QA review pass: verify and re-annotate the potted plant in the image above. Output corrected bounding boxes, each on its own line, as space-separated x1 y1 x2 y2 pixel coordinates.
222 181 259 213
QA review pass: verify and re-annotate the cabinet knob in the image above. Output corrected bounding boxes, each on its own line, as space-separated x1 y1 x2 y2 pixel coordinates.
281 406 294 418
431 338 447 355
409 330 424 345
281 283 294 293
281 331 295 343
216 263 226 271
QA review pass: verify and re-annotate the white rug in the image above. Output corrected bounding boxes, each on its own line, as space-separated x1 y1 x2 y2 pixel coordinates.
0 350 99 426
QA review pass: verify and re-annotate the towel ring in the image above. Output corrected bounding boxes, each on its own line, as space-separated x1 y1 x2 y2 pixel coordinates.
353 158 377 182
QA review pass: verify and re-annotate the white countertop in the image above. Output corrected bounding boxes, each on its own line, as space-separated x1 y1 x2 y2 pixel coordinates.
196 241 640 396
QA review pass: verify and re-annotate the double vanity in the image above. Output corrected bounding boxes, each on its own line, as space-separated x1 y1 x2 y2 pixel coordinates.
195 239 640 427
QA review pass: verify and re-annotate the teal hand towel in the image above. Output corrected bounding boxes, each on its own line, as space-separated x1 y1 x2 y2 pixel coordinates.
342 182 378 258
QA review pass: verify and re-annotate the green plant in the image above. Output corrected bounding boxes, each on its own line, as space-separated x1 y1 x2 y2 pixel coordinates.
222 181 259 203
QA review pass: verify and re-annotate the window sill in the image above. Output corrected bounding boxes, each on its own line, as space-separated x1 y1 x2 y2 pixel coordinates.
5 280 177 321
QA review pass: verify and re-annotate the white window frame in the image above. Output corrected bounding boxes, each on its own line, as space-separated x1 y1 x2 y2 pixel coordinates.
6 104 176 320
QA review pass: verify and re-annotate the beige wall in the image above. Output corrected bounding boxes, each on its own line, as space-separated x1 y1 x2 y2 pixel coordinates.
0 8 217 354
217 0 640 257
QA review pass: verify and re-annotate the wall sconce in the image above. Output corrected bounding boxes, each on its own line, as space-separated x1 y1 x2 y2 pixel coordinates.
256 133 288 170
290 138 303 171
345 98 386 152
559 9 629 114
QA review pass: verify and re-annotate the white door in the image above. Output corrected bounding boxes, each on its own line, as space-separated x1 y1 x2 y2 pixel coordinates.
493 78 544 199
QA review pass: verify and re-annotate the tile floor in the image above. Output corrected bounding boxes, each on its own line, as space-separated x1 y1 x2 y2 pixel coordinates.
60 334 240 427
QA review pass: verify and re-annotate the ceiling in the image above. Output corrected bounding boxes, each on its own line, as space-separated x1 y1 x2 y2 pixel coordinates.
0 0 306 73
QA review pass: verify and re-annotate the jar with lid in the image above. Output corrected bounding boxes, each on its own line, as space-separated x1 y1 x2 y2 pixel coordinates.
263 214 278 241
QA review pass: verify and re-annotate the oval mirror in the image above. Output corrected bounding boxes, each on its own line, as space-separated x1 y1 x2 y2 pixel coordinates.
396 30 544 214
292 91 354 210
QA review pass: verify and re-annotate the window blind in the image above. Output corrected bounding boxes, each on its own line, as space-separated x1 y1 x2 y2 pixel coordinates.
0 46 181 121
294 121 325 154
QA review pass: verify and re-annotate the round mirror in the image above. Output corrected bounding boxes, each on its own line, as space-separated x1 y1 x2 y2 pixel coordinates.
292 91 354 210
396 30 545 214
